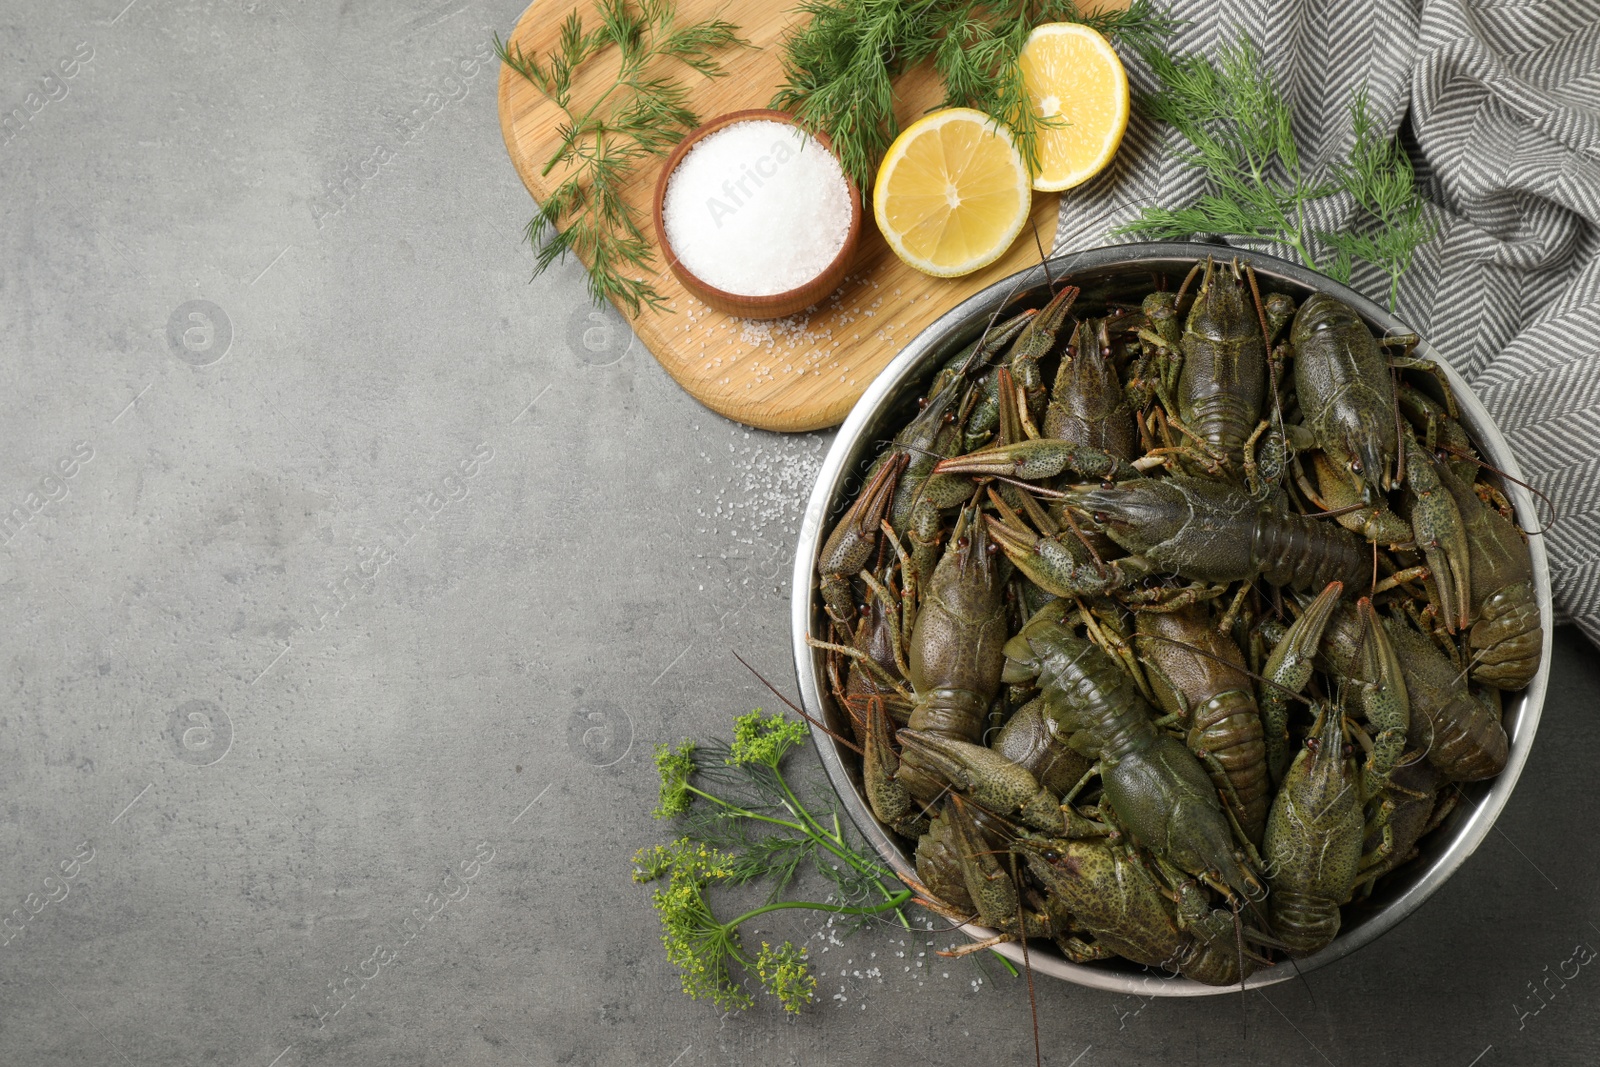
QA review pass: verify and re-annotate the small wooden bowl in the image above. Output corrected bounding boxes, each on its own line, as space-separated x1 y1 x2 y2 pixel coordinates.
652 108 862 320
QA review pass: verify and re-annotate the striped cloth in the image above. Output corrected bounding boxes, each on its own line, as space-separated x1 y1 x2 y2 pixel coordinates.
1055 0 1600 642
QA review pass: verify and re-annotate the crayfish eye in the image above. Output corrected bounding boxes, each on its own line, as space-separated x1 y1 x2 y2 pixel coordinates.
1100 481 1115 490
956 536 970 550
1350 459 1363 474
986 543 999 556
1094 511 1109 524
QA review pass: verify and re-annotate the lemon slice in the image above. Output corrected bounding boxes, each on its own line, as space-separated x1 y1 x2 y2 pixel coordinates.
872 108 1032 278
1018 23 1129 191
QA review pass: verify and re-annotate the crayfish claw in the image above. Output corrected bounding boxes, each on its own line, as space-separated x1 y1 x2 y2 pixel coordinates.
863 699 924 837
818 454 906 625
983 509 1127 601
934 439 1138 484
898 729 1065 834
1403 431 1471 632
1259 581 1343 784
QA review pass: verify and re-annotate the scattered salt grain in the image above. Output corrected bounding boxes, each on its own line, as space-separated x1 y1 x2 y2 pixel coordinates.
662 120 852 297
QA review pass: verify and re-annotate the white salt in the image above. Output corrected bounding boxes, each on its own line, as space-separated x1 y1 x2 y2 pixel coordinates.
662 120 853 297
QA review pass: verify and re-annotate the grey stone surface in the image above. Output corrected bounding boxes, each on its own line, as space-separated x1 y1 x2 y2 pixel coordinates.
1 3 1597 1065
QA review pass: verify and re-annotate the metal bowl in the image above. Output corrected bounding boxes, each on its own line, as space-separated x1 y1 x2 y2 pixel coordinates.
790 242 1553 995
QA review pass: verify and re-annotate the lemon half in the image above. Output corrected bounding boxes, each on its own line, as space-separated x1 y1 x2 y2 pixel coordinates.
872 108 1033 279
1019 23 1130 191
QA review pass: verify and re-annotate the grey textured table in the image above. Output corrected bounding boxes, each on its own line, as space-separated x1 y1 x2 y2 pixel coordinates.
2 4 1597 1065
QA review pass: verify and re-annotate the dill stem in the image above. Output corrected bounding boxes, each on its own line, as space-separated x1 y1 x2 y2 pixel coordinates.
1287 183 1316 269
524 16 652 179
539 69 642 178
773 771 830 841
687 772 908 924
683 782 892 881
1285 231 1315 271
769 769 908 915
683 783 810 836
719 890 916 935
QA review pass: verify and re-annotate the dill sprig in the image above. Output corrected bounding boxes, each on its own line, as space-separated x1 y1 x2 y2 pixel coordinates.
772 0 1176 190
495 0 745 316
1116 33 1435 311
635 708 912 1014
940 0 1176 180
1119 36 1334 268
1321 87 1435 312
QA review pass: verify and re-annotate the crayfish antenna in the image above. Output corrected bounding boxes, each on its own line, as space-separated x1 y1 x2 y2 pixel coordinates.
1173 257 1207 315
1040 191 1159 282
1285 952 1318 1007
1008 849 1043 1067
1437 444 1559 535
891 871 980 937
1232 900 1249 1042
732 651 858 753
961 265 1041 377
1029 215 1057 296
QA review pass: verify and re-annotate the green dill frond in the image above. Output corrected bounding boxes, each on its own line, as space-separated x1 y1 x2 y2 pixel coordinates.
634 709 913 1013
1133 33 1314 213
687 736 785 802
934 10 1055 177
494 35 552 96
676 806 805 883
1319 86 1435 310
771 0 1172 191
596 0 645 66
1123 32 1434 306
494 0 745 317
729 832 814 896
1045 0 1180 51
557 12 594 71
770 0 913 190
659 15 746 76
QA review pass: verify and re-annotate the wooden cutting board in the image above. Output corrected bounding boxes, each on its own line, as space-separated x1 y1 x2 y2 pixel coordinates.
497 0 1121 432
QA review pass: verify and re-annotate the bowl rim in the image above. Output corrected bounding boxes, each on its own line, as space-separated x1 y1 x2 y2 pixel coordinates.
650 108 863 313
789 240 1553 996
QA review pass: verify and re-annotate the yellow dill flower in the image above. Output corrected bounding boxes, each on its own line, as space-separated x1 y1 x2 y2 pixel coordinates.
643 837 752 1011
634 710 913 1015
755 941 816 1014
652 740 697 818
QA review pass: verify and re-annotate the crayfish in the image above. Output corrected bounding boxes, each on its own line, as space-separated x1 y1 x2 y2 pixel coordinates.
812 259 1540 983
